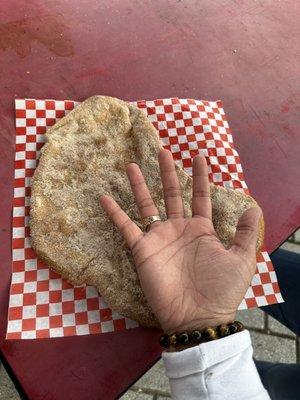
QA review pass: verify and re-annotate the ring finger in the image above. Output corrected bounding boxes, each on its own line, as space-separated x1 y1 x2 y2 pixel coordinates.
158 149 184 219
126 163 159 221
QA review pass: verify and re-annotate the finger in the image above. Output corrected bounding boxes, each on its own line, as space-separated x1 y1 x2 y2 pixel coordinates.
100 195 143 249
126 163 159 218
231 207 262 256
192 155 212 219
158 149 184 218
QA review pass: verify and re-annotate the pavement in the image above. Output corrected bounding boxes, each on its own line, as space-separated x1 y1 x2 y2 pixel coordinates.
1 235 299 400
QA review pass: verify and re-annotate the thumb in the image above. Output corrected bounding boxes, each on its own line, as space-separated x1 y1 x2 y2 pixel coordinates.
231 207 262 256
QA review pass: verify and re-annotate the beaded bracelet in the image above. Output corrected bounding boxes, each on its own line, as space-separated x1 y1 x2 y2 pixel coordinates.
159 321 244 349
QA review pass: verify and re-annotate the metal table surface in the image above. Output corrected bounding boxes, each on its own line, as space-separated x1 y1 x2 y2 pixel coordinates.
0 1 299 399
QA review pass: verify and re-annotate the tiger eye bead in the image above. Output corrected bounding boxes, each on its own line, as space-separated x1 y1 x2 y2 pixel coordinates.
169 333 178 346
228 323 238 334
159 334 170 348
190 330 202 343
234 321 245 332
178 332 190 345
204 327 218 341
218 324 230 338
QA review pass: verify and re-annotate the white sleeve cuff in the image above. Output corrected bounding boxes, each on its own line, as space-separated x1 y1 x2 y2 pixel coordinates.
162 330 270 400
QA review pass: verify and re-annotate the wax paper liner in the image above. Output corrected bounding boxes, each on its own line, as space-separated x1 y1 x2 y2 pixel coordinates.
7 97 283 339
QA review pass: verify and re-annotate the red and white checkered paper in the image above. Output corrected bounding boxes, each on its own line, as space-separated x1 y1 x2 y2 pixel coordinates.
7 98 283 340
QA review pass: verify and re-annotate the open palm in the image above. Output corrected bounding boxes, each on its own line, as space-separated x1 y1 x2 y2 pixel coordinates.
100 150 261 333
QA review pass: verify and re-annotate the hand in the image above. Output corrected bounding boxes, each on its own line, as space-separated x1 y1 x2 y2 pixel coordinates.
100 149 261 333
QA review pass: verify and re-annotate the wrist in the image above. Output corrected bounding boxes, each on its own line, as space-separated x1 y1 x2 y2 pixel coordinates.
164 313 236 335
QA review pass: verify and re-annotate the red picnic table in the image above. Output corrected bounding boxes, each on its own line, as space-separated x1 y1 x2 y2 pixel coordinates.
0 1 299 399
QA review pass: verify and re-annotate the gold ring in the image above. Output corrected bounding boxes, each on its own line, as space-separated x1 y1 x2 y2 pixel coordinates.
141 215 161 232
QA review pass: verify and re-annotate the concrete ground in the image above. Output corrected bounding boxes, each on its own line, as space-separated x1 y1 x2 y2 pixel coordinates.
1 233 299 400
